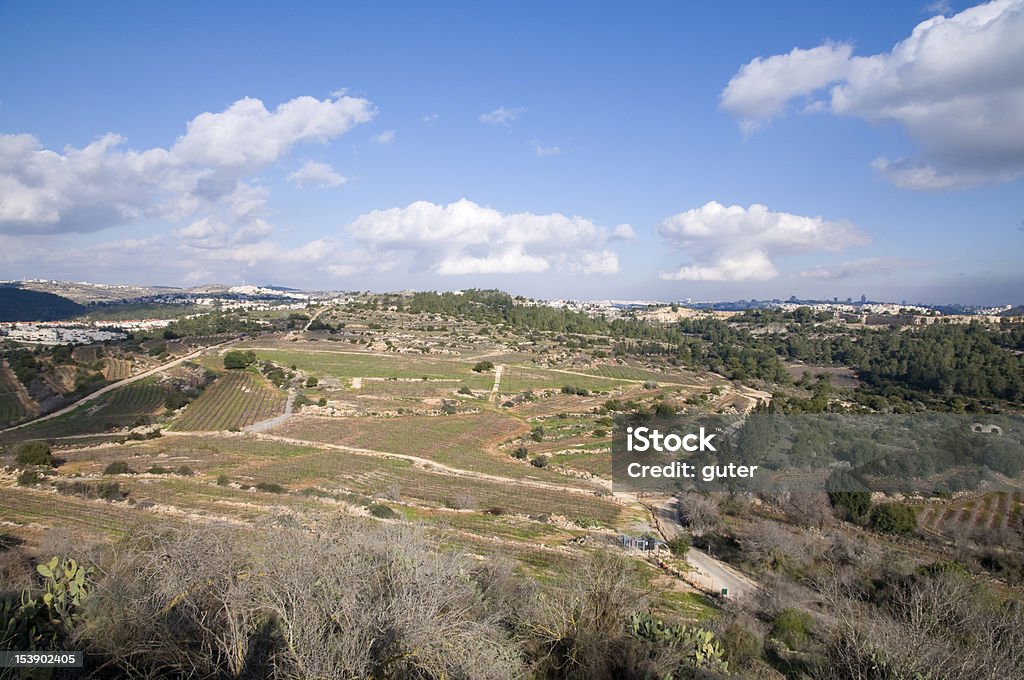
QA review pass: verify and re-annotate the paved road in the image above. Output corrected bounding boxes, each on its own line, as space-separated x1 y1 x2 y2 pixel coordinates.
653 497 758 599
0 339 236 434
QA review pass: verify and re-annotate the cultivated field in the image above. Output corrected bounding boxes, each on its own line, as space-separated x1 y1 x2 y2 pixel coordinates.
103 357 133 380
171 370 285 432
916 490 1024 538
272 411 545 477
0 379 170 444
249 347 494 387
0 363 28 428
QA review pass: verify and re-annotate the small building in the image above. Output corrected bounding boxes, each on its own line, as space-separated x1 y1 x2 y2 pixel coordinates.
619 534 666 552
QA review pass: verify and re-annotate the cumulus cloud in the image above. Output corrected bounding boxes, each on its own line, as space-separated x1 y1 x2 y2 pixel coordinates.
0 93 375 234
370 130 395 144
800 256 928 279
721 43 853 135
721 0 1024 188
347 198 620 276
287 160 348 188
479 106 525 126
657 201 868 282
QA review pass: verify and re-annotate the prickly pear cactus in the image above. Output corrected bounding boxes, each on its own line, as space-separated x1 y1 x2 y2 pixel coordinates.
628 611 729 672
36 556 92 626
0 556 93 652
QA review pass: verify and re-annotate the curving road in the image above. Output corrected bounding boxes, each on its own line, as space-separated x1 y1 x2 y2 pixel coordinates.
652 497 758 599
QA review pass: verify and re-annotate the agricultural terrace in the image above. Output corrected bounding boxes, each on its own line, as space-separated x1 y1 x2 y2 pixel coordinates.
171 370 285 432
71 345 102 363
0 363 28 428
246 347 495 388
103 357 133 380
0 379 171 444
273 411 586 481
25 431 625 536
916 491 1024 539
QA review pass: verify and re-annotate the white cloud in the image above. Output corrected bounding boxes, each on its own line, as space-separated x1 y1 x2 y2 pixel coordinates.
569 250 620 275
721 0 1024 187
868 157 1005 190
287 160 348 188
657 201 868 282
662 251 779 282
720 43 853 134
530 140 561 156
0 93 375 234
421 113 439 124
611 223 637 240
348 198 621 276
370 130 395 144
479 106 525 126
800 256 928 279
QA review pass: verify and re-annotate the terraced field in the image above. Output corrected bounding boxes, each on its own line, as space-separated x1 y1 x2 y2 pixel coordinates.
916 491 1024 537
0 485 142 537
72 345 102 363
103 357 133 380
498 366 632 394
249 347 493 387
237 447 621 523
0 380 170 443
580 363 697 384
172 370 285 432
0 364 28 428
273 412 536 476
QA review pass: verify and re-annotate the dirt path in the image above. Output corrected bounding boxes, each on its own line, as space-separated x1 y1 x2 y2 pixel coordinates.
0 339 238 434
489 365 504 402
243 389 295 433
303 304 334 332
162 430 610 499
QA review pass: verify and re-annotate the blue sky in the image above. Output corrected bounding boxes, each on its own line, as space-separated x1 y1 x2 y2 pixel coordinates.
1 1 1021 304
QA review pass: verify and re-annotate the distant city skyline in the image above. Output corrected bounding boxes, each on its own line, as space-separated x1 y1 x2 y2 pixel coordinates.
1 1 1022 305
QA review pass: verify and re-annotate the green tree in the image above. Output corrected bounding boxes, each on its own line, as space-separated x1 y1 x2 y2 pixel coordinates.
223 350 256 370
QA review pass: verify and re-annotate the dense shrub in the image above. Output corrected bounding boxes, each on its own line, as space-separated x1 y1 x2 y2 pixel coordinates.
16 469 43 486
103 461 133 475
164 390 190 411
15 442 53 466
255 482 286 494
828 490 872 522
367 503 398 519
869 502 917 535
771 608 813 650
666 534 691 558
